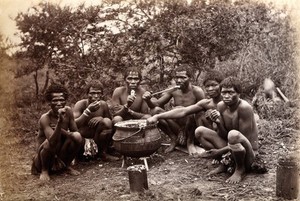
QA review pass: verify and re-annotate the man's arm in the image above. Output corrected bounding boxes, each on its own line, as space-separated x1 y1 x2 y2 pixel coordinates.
40 109 66 147
111 88 129 117
238 103 259 151
147 100 206 123
73 100 90 128
102 101 112 119
66 106 78 132
156 92 173 108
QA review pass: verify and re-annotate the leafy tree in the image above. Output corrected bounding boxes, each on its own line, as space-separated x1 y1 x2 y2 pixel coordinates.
14 0 297 102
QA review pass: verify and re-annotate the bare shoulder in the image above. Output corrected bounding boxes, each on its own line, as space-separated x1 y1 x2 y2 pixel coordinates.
113 86 126 93
192 85 204 93
99 100 109 107
217 101 227 112
75 99 87 106
74 99 88 110
238 99 254 113
39 111 51 126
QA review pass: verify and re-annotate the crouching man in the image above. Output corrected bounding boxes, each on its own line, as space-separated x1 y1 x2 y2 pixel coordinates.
73 80 117 161
31 83 82 181
197 77 259 184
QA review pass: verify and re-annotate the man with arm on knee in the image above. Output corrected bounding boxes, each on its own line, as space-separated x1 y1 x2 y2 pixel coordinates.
31 83 82 181
143 65 205 153
146 70 223 155
196 76 258 183
73 80 117 161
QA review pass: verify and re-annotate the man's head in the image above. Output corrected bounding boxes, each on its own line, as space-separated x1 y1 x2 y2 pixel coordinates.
45 83 69 113
220 76 241 106
174 65 192 89
124 67 142 90
86 80 103 103
203 70 224 98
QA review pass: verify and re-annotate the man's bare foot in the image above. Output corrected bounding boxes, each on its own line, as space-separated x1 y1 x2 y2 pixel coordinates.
101 153 120 162
188 145 205 156
66 167 80 176
165 141 177 153
207 164 226 176
226 168 244 184
39 170 50 181
187 144 197 155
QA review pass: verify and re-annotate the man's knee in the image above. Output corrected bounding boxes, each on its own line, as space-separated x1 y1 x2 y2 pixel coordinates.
40 140 55 153
227 130 242 144
72 131 83 145
151 107 164 115
195 126 206 139
102 118 113 128
228 142 245 152
112 116 123 125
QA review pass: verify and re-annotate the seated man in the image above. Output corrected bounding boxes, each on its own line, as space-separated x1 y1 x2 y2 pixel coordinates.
196 77 259 184
146 70 224 155
31 83 82 181
143 65 205 153
73 80 117 161
111 67 150 124
148 77 259 183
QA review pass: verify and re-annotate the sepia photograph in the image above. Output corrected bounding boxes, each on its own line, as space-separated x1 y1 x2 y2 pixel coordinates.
0 0 299 200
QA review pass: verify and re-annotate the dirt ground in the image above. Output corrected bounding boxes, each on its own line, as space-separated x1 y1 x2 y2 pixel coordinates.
0 106 299 201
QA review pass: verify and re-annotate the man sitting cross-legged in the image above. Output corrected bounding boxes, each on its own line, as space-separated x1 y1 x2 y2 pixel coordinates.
31 83 83 181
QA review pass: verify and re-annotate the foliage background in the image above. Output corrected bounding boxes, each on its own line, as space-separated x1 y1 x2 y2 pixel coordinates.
0 0 299 200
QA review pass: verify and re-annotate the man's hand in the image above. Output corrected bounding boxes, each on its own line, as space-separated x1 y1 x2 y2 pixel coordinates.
58 107 67 122
142 91 152 101
147 115 158 124
88 117 103 128
87 101 101 112
208 109 220 123
127 93 136 107
198 149 220 158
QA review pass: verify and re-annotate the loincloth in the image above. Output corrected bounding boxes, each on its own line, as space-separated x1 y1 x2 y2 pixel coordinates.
83 138 98 158
219 152 267 174
177 129 187 146
31 154 66 175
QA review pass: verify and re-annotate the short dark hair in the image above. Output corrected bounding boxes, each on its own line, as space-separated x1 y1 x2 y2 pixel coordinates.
44 83 69 102
203 69 224 85
175 64 192 78
220 76 242 94
124 67 142 80
86 80 104 94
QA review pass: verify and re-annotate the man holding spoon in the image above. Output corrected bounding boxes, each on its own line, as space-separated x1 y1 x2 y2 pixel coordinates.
143 65 205 153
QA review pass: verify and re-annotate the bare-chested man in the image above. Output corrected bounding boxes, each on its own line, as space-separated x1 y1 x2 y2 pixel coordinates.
73 80 117 161
148 76 259 183
197 76 258 184
111 67 150 124
31 83 82 181
146 70 224 155
143 65 205 153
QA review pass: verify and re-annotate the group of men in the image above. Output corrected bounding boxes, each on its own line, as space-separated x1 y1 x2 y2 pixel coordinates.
31 66 259 184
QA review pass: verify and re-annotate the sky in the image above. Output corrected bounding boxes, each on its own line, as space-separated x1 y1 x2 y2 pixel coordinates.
0 0 299 45
0 0 101 44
